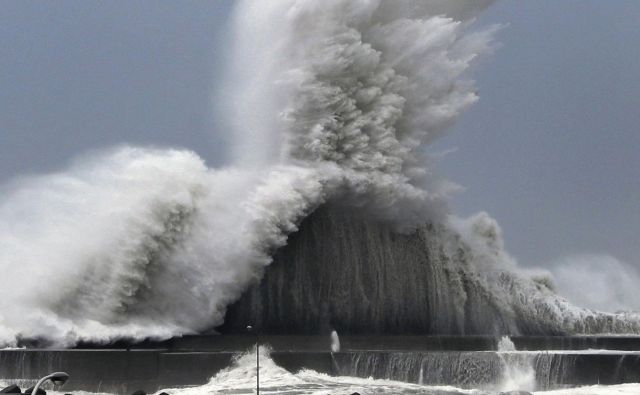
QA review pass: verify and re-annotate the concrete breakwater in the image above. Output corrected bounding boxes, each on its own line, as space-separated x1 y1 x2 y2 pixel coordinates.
0 349 329 394
334 350 640 390
2 336 640 393
72 334 640 352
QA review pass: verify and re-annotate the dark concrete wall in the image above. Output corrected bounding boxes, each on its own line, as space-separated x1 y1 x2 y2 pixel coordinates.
511 336 640 351
332 351 640 390
0 350 161 394
76 334 640 352
0 349 332 394
3 339 640 393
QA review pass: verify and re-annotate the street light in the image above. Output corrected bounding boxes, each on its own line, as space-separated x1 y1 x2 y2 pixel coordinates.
246 325 259 395
30 372 69 395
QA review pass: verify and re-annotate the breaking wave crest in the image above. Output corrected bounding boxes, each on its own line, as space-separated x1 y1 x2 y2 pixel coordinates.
0 0 638 346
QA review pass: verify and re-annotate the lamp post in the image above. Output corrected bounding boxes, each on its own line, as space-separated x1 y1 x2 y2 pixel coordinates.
246 325 259 395
31 372 69 395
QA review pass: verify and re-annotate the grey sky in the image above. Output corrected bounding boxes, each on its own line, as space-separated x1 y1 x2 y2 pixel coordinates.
435 0 640 267
0 0 235 178
1 1 638 269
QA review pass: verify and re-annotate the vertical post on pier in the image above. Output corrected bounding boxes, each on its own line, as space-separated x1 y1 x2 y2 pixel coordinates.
247 325 259 395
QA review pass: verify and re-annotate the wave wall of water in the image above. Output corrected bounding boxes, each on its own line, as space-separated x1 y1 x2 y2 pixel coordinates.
0 0 638 347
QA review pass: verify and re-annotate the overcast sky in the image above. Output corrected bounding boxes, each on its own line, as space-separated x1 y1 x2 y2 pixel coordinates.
437 0 640 268
1 1 638 269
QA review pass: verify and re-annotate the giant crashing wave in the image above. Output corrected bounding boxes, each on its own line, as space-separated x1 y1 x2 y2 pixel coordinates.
221 204 637 335
0 0 638 347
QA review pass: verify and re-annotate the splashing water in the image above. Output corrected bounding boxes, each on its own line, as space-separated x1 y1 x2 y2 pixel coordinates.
497 336 517 352
496 336 536 393
0 0 500 346
158 347 482 395
331 331 341 353
154 350 640 395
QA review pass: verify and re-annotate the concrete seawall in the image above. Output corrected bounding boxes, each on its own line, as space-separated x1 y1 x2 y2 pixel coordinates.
0 349 332 394
73 334 640 352
3 336 640 394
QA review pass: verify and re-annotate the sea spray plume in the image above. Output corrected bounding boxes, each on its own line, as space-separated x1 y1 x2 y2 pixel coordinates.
0 0 638 347
373 0 495 24
0 0 637 347
549 254 640 313
0 0 499 345
0 147 338 345
0 147 207 344
224 0 640 332
226 0 499 227
159 346 461 394
449 213 640 334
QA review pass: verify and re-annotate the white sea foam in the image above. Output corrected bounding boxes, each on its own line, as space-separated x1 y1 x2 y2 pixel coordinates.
331 330 341 353
496 336 535 392
549 254 640 313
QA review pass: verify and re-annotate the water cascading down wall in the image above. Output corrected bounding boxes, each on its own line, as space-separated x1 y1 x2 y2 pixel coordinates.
221 204 497 334
219 204 597 336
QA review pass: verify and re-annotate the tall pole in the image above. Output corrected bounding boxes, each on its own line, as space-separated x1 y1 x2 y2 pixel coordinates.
247 325 259 395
